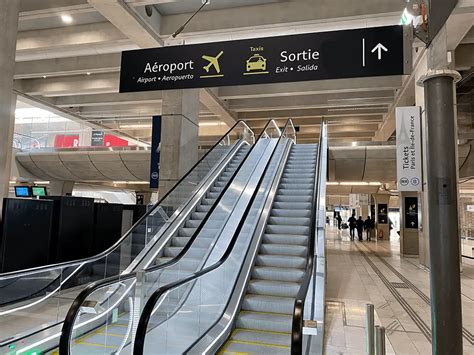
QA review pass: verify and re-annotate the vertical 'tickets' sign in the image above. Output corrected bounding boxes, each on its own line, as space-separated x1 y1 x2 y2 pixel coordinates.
396 106 422 192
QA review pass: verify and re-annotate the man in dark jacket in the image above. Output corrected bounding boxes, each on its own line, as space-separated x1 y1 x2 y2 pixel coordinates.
364 216 374 241
356 216 365 241
348 214 357 241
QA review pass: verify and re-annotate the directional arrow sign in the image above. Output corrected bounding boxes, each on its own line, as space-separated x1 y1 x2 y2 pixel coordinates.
371 43 388 60
120 25 406 92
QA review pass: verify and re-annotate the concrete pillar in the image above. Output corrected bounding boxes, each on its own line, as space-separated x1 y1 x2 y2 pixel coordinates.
49 181 75 196
418 24 463 355
0 1 20 212
158 89 200 196
373 194 390 240
399 191 419 256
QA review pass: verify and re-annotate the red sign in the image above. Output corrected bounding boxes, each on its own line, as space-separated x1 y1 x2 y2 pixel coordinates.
54 135 79 148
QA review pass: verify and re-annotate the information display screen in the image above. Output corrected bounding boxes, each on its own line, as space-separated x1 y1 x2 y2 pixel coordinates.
32 186 47 197
14 186 31 198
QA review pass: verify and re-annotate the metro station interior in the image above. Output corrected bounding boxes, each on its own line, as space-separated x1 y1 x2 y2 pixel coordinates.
0 1 473 354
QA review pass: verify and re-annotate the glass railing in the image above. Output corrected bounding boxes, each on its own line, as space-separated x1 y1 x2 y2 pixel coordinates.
57 120 280 355
0 121 254 354
132 119 295 355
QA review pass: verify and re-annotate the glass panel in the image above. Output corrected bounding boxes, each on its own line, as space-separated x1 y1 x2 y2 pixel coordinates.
0 122 253 353
139 136 289 354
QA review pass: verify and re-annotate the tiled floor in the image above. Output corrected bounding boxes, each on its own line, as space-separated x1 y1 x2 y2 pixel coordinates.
324 227 474 354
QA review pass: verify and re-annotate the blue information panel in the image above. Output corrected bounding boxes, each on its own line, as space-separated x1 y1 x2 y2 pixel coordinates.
120 26 405 92
149 115 161 188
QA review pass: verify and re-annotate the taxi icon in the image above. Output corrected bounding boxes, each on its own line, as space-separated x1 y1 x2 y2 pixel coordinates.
246 54 267 72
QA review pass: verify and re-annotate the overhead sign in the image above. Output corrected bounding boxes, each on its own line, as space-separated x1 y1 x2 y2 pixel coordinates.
120 26 405 92
350 193 370 208
467 205 474 212
396 106 422 192
91 130 105 146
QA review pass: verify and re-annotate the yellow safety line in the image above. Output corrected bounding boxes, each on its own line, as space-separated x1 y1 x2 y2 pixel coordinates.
228 340 290 350
76 341 117 349
97 331 126 338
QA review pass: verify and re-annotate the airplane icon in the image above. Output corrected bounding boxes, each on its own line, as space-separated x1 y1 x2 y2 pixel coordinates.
202 51 224 74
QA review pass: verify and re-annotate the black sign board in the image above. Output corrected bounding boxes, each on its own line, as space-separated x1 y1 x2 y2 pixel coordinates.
91 130 105 146
120 26 405 92
378 204 388 224
405 196 418 229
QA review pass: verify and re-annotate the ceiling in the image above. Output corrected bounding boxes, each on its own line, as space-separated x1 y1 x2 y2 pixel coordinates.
13 0 474 148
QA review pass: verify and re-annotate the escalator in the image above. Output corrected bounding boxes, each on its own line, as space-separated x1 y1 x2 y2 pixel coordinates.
0 121 257 354
131 121 327 355
221 144 317 354
49 120 284 355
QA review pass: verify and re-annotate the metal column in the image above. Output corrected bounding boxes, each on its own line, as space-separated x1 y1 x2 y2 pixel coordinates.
421 70 463 354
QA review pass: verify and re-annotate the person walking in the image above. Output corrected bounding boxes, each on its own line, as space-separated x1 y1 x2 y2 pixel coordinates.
356 216 364 241
348 213 357 240
364 216 374 241
336 214 342 230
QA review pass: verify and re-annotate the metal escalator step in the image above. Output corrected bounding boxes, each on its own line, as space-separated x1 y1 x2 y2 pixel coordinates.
221 339 289 355
214 181 227 188
252 266 305 282
242 294 295 314
210 186 224 193
236 311 293 333
206 192 220 199
280 177 314 184
247 280 300 298
268 216 311 226
229 328 291 347
276 188 313 196
191 212 207 219
185 219 201 228
275 195 312 203
178 227 197 238
158 257 200 270
278 183 313 190
164 246 206 258
256 254 306 269
172 236 213 248
271 208 311 218
265 224 310 235
263 233 308 246
273 202 312 210
196 204 211 212
259 243 307 257
201 198 216 205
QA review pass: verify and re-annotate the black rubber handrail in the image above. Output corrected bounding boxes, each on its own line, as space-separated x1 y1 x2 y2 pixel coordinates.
58 120 274 354
290 122 326 354
133 119 291 355
0 120 253 280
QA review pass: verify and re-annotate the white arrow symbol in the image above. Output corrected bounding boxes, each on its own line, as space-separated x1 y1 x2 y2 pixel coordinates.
371 43 388 60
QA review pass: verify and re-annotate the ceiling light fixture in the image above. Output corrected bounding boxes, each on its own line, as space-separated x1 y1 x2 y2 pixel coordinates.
86 72 91 76
61 14 73 24
42 75 47 79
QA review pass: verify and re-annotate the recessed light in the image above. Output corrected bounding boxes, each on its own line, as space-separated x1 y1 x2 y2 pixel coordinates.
42 75 47 79
86 72 91 75
61 14 73 24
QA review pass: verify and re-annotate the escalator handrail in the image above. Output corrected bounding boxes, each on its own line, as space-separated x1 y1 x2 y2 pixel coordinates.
132 119 293 355
290 121 327 354
58 120 275 354
0 120 254 280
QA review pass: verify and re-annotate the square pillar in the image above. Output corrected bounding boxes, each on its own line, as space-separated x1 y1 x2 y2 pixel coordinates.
373 194 390 240
0 1 20 211
158 89 200 196
399 191 420 256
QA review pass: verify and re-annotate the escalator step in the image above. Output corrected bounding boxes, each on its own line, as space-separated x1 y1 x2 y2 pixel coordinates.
270 209 311 218
252 266 305 282
262 233 308 246
247 280 300 298
265 224 310 235
256 254 306 269
236 311 293 333
242 294 294 314
259 243 307 257
267 216 311 226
